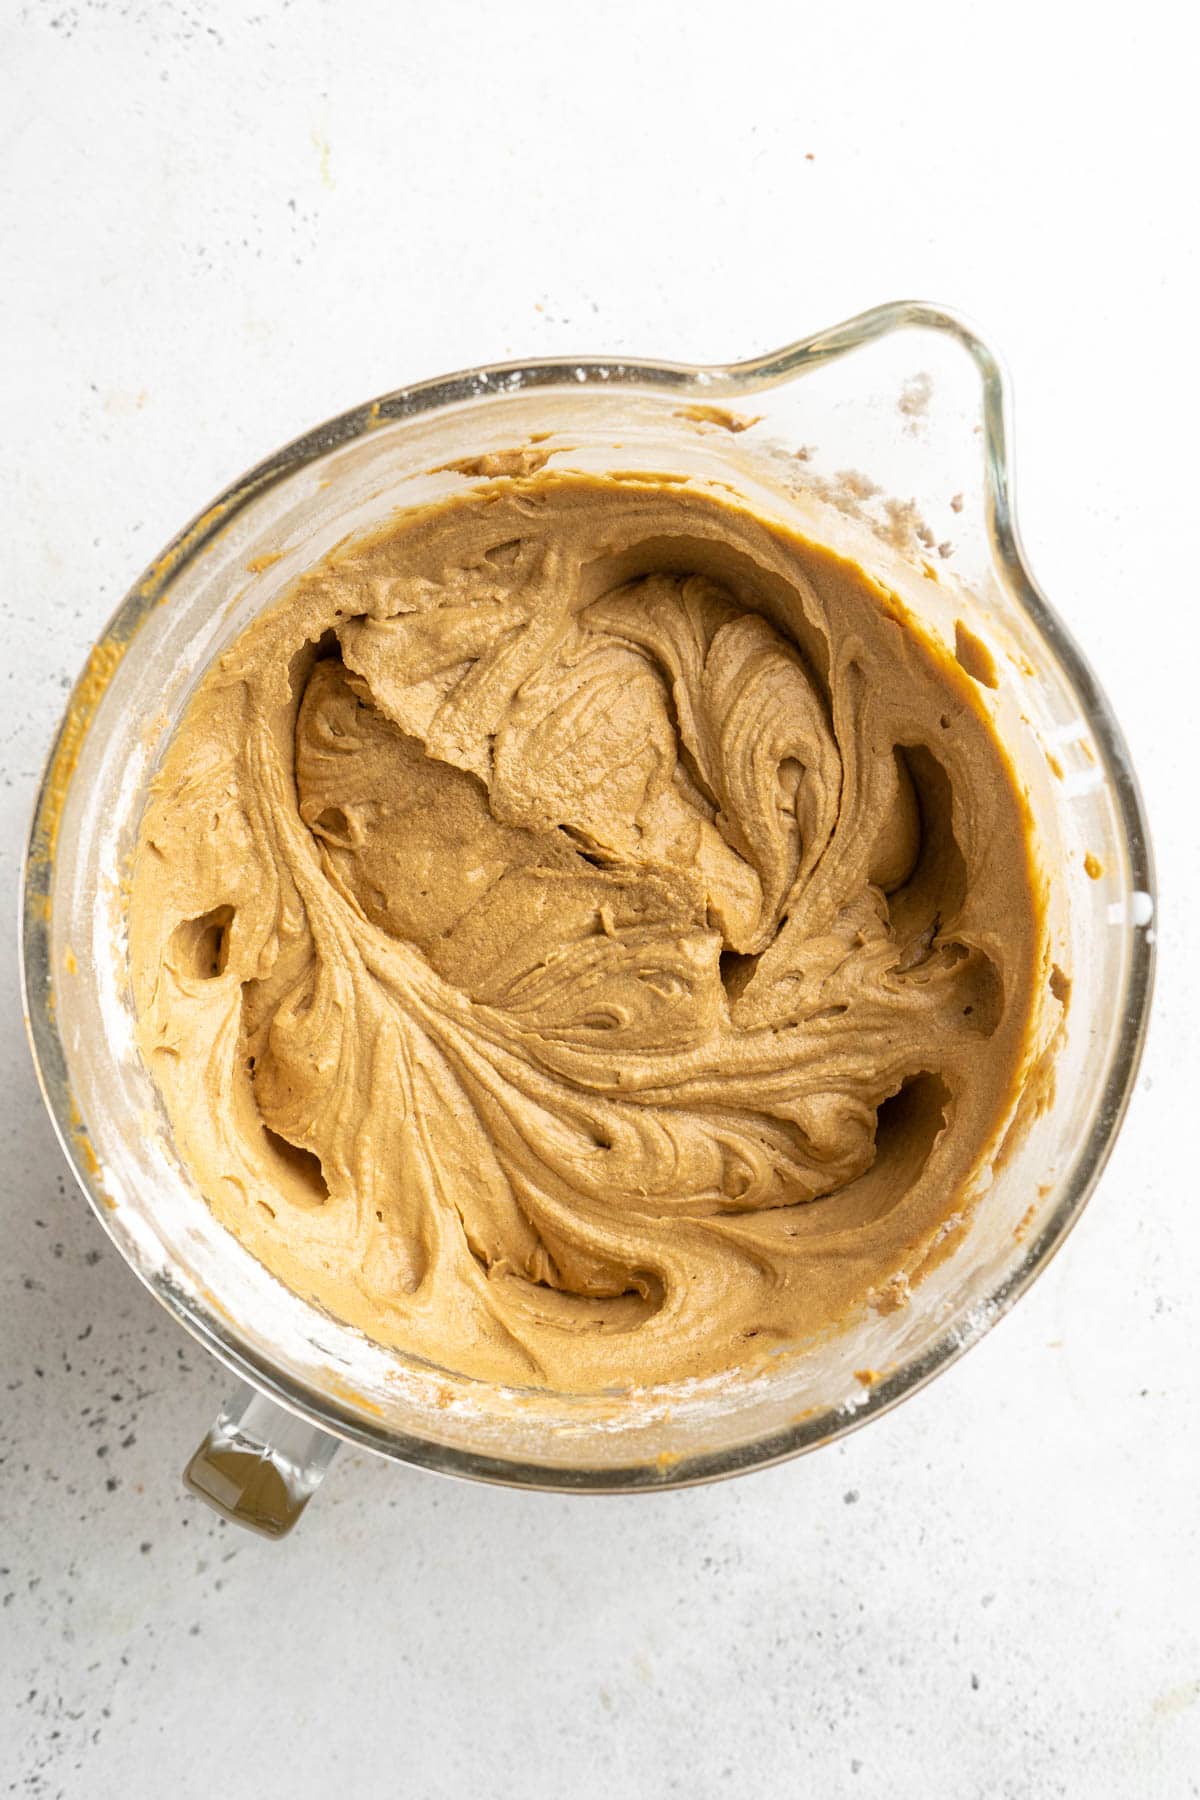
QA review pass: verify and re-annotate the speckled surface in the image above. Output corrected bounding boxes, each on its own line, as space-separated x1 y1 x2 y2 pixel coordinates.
2 3 1197 1795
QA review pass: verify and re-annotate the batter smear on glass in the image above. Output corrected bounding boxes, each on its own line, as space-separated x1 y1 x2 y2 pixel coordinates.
129 472 1043 1388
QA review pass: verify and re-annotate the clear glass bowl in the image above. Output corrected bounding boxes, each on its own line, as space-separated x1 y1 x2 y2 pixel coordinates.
21 302 1155 1534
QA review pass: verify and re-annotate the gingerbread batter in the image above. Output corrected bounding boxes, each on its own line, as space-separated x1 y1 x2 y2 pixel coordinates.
129 472 1043 1388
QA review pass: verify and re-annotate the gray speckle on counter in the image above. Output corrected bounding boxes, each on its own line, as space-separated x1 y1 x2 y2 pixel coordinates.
1 3 1198 1797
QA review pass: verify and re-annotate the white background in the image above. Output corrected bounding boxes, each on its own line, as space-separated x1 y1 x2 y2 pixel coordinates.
2 3 1197 1795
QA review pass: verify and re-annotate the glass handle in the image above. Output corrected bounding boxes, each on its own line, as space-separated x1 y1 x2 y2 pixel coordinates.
183 1383 339 1539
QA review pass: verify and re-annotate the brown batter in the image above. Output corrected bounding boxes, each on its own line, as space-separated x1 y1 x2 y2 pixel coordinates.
129 472 1042 1389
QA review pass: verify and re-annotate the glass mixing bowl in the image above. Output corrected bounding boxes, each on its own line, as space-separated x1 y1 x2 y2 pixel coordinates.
21 302 1155 1535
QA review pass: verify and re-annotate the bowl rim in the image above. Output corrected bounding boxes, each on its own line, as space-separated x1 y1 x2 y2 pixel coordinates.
19 299 1156 1493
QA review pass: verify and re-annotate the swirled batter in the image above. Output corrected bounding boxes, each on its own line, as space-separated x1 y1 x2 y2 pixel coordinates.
129 473 1042 1388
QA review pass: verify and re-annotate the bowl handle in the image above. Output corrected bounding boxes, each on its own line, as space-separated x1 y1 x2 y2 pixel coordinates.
183 1383 340 1538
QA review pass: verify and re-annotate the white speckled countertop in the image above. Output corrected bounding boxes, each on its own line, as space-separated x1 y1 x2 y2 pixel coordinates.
2 3 1197 1795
